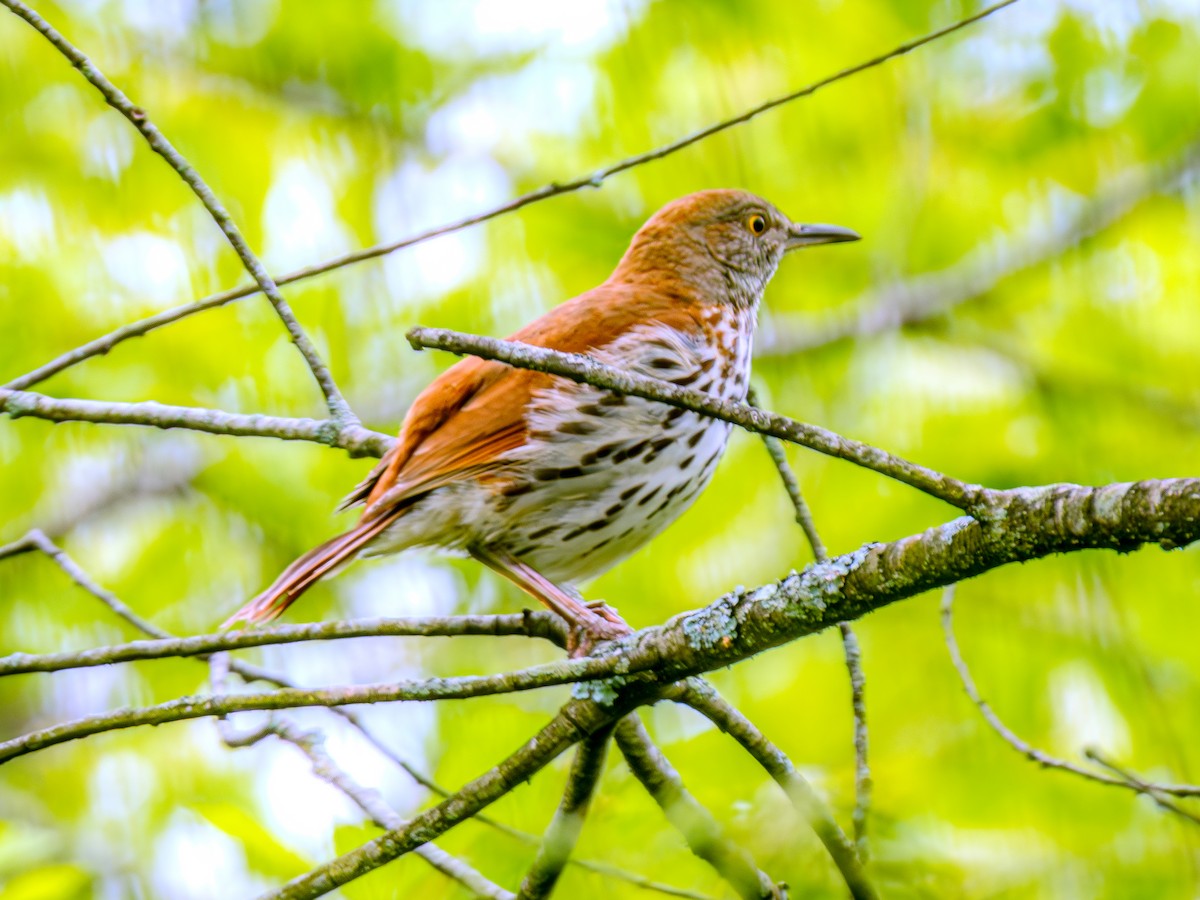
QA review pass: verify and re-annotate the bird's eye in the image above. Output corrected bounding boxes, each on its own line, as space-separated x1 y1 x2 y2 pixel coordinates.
747 214 767 235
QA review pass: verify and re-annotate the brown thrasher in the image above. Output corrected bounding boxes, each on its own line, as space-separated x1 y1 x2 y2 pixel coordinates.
225 190 858 646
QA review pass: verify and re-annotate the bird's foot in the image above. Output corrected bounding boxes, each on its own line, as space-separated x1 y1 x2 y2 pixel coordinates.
566 601 632 657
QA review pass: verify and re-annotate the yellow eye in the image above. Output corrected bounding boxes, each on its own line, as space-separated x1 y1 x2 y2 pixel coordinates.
747 214 767 235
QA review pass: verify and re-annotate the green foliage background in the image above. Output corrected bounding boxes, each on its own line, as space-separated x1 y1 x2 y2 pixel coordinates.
2 1 1199 897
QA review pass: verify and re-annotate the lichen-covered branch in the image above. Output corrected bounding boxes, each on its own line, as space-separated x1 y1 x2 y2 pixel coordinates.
407 327 983 511
0 390 392 458
613 715 782 900
6 478 1198 768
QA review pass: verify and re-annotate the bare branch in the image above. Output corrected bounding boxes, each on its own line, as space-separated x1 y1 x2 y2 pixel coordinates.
674 679 875 900
750 388 872 858
518 726 614 900
206 656 518 900
407 327 983 511
0 390 392 459
0 529 172 638
837 622 871 856
613 715 782 900
0 612 567 677
4 0 1017 395
1084 751 1200 823
941 586 1200 804
262 699 634 900
759 138 1200 356
1 0 357 424
0 647 658 765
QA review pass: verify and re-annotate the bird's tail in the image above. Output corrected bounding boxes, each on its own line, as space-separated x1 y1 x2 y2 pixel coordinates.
222 515 395 627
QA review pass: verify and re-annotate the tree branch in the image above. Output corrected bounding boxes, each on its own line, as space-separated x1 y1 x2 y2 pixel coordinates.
3 0 1017 395
407 327 983 511
751 390 872 859
1 0 357 424
518 725 614 900
0 612 568 676
6 478 1198 767
206 654 518 900
941 586 1200 805
0 651 655 764
613 715 782 900
674 679 875 900
0 390 392 458
261 696 639 900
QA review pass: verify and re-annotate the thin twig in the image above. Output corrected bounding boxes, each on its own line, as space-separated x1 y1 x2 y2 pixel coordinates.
1084 751 1200 824
0 390 391 459
0 612 568 676
941 586 1200 802
3 0 1019 395
518 726 614 900
746 391 873 863
207 656 517 899
613 715 782 900
674 679 875 900
1 1 356 424
0 648 656 764
837 623 871 856
0 529 173 638
407 327 983 511
758 137 1200 356
261 696 643 900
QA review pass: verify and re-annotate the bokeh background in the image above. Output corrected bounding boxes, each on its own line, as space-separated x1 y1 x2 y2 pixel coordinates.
2 0 1199 897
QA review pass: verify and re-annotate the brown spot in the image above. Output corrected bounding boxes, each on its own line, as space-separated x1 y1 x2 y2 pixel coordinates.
686 430 705 449
612 440 649 463
557 420 599 436
605 501 624 517
528 524 560 540
665 408 687 424
620 484 642 501
680 454 695 470
649 357 677 370
637 486 662 506
500 481 533 497
581 441 625 465
533 465 587 481
672 370 701 387
599 394 626 406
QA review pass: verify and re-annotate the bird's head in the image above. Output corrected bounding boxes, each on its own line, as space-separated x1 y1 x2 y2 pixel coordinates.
611 189 859 308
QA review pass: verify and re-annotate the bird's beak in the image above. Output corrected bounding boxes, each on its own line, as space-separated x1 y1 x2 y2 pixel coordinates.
785 222 861 250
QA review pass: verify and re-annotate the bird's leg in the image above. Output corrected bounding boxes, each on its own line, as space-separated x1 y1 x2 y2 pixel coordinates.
470 546 631 654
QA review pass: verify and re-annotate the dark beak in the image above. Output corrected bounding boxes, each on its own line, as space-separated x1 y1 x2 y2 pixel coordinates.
785 222 861 250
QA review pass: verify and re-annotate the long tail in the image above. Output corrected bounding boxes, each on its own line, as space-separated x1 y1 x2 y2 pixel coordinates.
222 516 396 627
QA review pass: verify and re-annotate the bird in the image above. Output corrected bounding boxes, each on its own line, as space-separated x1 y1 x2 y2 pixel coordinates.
224 189 859 649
